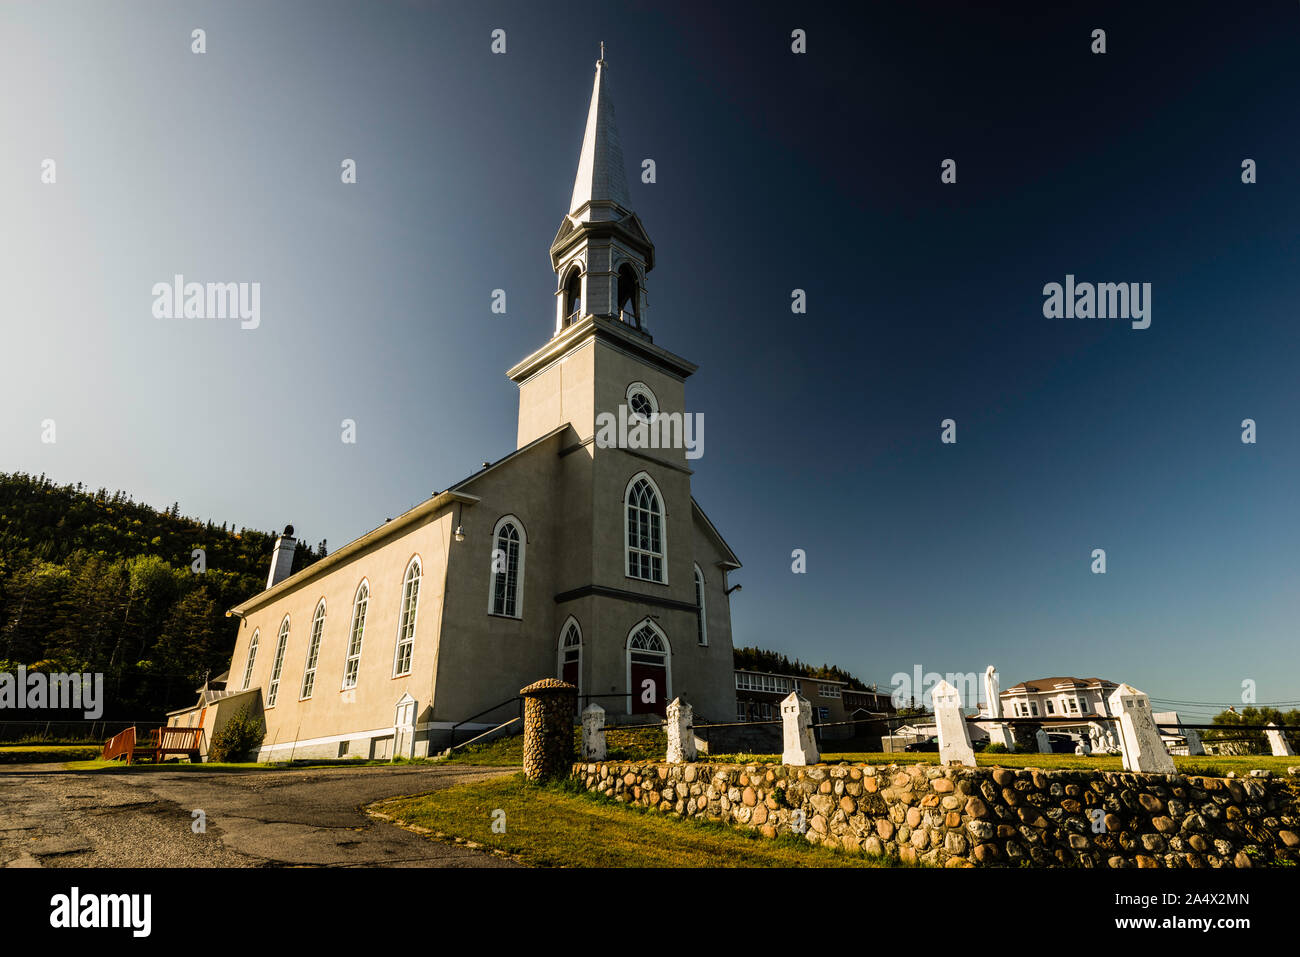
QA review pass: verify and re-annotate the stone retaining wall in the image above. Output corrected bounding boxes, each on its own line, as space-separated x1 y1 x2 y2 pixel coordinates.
572 760 1300 868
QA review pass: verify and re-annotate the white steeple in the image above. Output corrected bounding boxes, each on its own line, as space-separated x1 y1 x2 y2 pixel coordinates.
568 47 631 221
550 48 655 337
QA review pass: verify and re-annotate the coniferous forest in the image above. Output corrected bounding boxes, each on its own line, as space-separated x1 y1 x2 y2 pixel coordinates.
0 472 325 720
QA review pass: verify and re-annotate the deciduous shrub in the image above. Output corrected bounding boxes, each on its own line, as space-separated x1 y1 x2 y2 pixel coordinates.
208 706 265 762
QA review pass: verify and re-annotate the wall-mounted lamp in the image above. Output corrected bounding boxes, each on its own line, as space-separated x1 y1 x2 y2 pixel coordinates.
454 501 466 542
725 583 743 596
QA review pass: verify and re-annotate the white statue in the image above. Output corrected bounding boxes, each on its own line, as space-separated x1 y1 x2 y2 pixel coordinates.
984 665 1002 718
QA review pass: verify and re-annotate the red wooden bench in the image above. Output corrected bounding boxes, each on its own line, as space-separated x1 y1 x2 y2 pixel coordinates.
102 726 204 764
151 726 204 763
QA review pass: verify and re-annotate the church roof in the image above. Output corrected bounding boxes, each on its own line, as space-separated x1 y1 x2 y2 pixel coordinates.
568 53 631 219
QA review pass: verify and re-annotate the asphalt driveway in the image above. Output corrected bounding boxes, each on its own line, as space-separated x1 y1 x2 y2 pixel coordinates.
0 762 520 868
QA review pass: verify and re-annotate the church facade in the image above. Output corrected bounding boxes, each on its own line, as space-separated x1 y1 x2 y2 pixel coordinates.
192 55 741 761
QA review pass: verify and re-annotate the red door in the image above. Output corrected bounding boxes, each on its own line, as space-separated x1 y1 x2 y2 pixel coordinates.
630 656 667 716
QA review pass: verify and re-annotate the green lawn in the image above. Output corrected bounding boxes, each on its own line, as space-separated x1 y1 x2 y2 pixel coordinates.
442 726 665 766
0 744 100 764
374 773 901 868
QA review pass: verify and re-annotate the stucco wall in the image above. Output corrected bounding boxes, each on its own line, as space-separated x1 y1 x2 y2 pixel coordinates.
229 511 451 758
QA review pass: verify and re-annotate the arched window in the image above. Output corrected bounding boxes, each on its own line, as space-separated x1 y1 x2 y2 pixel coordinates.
342 580 369 690
266 616 290 708
300 599 326 699
693 564 708 646
558 617 582 696
564 268 583 324
241 629 259 690
626 620 671 715
625 473 666 583
489 516 525 618
617 263 640 327
393 558 421 677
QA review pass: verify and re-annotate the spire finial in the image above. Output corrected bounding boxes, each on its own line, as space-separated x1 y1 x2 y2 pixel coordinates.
599 41 605 63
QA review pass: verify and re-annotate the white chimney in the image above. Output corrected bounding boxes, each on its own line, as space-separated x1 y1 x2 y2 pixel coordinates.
266 524 296 589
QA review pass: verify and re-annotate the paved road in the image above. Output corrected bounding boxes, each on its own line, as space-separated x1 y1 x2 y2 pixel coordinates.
0 763 520 868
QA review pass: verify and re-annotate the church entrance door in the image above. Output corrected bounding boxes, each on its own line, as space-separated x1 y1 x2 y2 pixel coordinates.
627 622 670 717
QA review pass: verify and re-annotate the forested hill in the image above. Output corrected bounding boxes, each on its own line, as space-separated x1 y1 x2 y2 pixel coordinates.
732 645 872 691
0 471 326 719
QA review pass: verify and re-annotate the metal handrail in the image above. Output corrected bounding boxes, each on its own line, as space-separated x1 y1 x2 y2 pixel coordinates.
450 717 521 751
448 696 522 746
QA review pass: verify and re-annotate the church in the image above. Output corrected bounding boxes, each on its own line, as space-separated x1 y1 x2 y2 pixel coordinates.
172 54 742 761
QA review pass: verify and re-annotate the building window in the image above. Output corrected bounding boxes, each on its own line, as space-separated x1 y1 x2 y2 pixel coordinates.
343 580 369 690
266 616 290 708
489 517 525 618
626 473 665 583
625 381 658 421
735 672 792 694
241 629 259 690
693 564 707 646
301 600 325 699
1030 702 1039 716
818 707 830 722
818 683 841 699
736 702 747 721
1046 700 1055 714
558 617 582 697
393 558 421 677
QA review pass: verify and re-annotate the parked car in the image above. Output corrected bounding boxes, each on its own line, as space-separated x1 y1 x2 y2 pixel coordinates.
1047 732 1081 754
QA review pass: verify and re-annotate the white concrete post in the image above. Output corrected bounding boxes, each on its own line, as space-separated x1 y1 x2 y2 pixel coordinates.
1108 684 1176 773
665 697 696 762
781 691 819 766
933 679 975 766
581 703 606 761
1265 722 1295 756
1035 727 1052 755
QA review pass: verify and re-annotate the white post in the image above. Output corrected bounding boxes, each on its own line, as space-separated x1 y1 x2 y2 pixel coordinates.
1107 684 1176 773
1035 727 1052 754
781 691 819 766
665 697 695 763
933 679 975 766
581 703 606 761
1265 722 1295 757
1184 727 1206 756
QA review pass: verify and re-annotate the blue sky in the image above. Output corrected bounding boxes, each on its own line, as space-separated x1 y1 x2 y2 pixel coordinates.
2 1 1298 714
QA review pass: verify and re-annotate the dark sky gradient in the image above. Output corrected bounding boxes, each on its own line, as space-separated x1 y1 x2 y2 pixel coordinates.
2 1 1297 712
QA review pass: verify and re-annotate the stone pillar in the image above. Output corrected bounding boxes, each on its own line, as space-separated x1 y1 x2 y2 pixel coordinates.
581 703 606 761
1184 727 1206 756
781 691 819 766
520 678 576 782
933 679 975 766
1107 684 1175 773
665 697 696 763
1035 727 1052 754
1265 722 1296 756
